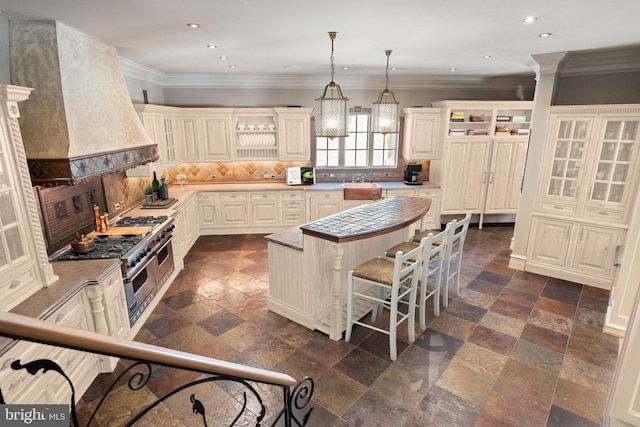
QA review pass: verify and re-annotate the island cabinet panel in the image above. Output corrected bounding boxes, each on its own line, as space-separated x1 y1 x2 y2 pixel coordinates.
267 196 430 340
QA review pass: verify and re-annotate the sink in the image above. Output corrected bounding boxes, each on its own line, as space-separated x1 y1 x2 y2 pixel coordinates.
342 183 383 200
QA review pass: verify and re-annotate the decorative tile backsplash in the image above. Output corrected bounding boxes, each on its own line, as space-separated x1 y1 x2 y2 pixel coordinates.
103 159 429 215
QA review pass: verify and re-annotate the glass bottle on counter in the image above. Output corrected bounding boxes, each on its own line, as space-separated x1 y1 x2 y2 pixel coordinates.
159 176 169 200
152 171 160 193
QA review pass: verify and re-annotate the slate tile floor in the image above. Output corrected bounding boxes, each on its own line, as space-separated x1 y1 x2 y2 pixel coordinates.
78 226 620 426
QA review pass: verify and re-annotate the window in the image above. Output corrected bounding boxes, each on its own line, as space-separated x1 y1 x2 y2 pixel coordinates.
316 109 398 168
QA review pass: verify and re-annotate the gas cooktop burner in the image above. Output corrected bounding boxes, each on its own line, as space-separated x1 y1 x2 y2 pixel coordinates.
115 215 169 227
55 236 143 260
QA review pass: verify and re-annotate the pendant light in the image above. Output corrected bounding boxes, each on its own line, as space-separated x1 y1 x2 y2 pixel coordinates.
372 50 399 134
315 32 349 139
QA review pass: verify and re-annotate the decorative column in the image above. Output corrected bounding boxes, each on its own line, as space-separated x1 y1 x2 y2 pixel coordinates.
329 244 345 340
509 52 568 270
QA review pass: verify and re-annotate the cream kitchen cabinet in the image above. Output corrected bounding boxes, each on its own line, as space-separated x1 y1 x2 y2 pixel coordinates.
402 108 442 160
197 192 219 231
250 193 280 226
275 107 312 161
309 191 343 221
218 192 250 227
484 139 527 214
0 86 57 312
176 114 199 162
198 112 234 161
132 104 180 171
527 216 625 288
441 138 492 215
0 291 98 405
174 193 199 260
526 104 640 288
280 191 306 225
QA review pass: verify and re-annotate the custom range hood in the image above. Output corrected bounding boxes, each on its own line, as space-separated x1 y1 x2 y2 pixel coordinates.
9 20 158 186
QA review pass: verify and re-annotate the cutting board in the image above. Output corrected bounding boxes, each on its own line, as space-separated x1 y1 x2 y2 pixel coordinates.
87 226 153 238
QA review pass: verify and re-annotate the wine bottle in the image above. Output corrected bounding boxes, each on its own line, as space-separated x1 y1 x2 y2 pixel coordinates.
152 171 160 192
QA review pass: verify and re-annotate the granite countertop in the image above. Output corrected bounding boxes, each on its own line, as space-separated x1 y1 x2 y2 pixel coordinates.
301 196 431 243
0 259 121 352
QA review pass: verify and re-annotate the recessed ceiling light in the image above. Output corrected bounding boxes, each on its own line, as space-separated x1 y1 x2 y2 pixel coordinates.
483 55 492 59
219 56 228 60
206 44 217 49
342 66 349 70
449 68 456 71
391 67 397 71
523 16 538 23
228 65 237 69
538 32 552 38
186 23 200 28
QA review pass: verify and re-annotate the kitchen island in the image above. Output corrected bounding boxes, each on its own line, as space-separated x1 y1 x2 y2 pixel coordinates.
265 196 431 340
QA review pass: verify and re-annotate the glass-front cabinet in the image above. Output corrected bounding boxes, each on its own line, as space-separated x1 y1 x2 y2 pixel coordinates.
583 116 640 222
538 116 595 215
527 104 640 289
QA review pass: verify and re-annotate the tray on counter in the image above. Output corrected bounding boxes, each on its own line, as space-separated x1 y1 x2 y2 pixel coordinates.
141 198 178 209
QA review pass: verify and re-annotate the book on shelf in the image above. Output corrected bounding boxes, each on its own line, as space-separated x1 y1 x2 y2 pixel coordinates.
450 112 465 122
467 129 488 136
496 115 511 122
449 129 466 136
512 116 527 122
516 128 530 135
495 131 511 136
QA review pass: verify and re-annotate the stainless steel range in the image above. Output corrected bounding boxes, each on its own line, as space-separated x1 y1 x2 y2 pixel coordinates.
52 215 175 326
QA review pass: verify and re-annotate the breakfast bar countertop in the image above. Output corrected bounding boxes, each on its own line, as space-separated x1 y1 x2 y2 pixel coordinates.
300 196 431 243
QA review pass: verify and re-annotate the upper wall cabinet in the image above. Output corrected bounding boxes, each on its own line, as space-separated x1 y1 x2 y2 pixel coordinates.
275 107 313 161
198 111 234 162
129 106 312 168
401 108 442 160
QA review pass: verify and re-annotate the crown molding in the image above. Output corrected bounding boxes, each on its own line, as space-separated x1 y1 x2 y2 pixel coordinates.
561 47 640 76
119 57 535 91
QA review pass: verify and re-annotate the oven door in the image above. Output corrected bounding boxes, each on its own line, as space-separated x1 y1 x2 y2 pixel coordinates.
153 235 175 290
124 256 157 326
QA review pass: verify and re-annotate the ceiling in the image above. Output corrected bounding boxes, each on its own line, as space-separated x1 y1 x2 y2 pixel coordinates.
2 0 640 88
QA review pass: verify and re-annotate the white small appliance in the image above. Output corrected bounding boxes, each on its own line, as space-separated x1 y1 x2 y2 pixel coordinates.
286 167 315 185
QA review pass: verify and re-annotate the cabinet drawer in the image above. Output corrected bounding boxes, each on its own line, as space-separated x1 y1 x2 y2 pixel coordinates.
281 191 305 201
539 200 577 215
49 292 88 327
251 192 278 201
218 192 248 201
101 268 123 293
282 212 306 224
583 205 624 223
282 200 304 211
312 191 342 200
1 266 40 311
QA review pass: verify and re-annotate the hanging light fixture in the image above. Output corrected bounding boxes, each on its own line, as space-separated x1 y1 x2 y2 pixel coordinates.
315 32 349 139
372 50 400 134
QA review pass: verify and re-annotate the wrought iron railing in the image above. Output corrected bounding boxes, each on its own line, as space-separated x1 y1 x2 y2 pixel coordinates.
0 312 314 426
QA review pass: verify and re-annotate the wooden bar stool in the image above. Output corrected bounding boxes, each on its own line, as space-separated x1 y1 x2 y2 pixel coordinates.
410 211 471 307
345 238 427 361
386 223 453 329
